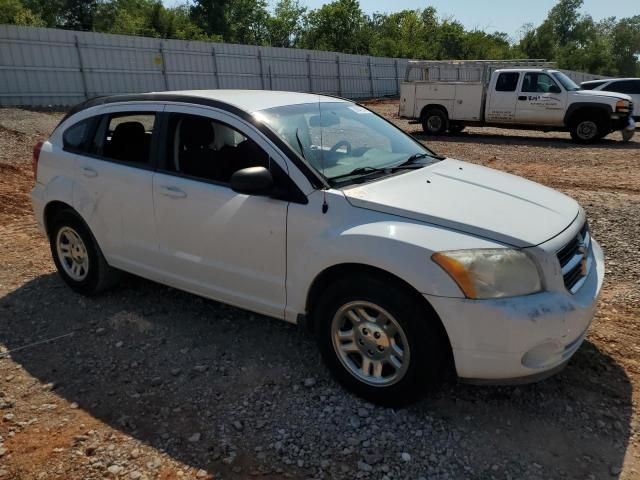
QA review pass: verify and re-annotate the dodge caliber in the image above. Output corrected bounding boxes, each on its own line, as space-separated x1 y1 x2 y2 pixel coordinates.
31 91 604 406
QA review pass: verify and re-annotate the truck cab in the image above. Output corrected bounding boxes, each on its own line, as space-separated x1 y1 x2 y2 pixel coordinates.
400 60 635 143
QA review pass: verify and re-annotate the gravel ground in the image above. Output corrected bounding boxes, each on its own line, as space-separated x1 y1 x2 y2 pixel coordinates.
0 102 639 480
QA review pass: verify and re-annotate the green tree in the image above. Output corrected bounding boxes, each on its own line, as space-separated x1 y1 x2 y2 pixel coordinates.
300 0 370 54
267 0 306 48
0 0 44 26
190 0 230 38
224 0 269 44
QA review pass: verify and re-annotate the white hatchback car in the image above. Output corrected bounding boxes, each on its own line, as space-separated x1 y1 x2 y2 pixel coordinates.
32 90 604 406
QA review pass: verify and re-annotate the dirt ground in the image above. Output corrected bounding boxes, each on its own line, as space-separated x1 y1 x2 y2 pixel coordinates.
0 101 639 480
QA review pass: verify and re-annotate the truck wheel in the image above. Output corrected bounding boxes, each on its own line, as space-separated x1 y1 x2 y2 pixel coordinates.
49 209 120 295
570 116 605 144
313 274 448 407
422 109 448 135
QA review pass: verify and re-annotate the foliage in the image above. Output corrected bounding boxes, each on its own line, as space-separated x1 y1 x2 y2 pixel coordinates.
2 0 639 76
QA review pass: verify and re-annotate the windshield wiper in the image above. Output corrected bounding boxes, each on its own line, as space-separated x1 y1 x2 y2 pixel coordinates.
329 163 426 183
397 152 445 167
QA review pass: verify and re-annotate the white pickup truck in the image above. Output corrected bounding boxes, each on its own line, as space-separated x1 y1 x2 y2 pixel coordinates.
399 60 635 143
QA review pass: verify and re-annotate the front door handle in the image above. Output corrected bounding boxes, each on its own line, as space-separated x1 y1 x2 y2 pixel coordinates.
159 185 187 199
518 96 527 101
80 166 98 178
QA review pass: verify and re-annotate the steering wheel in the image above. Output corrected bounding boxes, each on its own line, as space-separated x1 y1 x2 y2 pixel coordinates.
329 140 352 155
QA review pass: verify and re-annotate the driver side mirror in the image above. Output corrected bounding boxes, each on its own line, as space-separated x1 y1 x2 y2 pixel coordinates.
549 85 561 94
230 166 274 195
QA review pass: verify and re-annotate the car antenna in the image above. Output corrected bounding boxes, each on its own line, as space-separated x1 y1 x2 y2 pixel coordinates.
319 96 329 214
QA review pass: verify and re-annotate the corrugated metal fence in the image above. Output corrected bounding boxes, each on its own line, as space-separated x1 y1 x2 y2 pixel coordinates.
0 25 606 107
0 25 406 107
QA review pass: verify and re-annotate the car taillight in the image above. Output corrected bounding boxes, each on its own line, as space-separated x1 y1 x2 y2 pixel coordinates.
32 141 43 182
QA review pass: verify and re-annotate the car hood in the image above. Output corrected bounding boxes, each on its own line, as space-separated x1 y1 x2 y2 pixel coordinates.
343 159 579 247
573 89 632 102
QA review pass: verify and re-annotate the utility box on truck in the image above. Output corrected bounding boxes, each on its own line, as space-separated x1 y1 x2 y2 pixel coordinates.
400 60 635 143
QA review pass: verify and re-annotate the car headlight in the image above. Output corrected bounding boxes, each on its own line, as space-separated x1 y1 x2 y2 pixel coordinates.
616 100 630 113
432 249 542 299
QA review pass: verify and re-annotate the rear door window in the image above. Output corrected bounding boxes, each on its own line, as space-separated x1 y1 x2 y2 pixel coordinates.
602 80 640 95
495 72 520 92
90 113 156 166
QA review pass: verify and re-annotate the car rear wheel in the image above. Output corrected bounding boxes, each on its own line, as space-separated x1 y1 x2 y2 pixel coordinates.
421 109 448 135
313 274 448 407
49 210 120 295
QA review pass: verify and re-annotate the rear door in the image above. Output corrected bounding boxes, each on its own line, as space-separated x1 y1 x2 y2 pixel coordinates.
515 72 566 125
485 71 520 123
151 105 290 318
73 104 162 271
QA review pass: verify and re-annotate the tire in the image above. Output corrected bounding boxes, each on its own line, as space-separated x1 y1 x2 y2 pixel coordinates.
49 209 120 295
448 123 465 134
569 115 606 144
421 109 448 135
313 274 448 407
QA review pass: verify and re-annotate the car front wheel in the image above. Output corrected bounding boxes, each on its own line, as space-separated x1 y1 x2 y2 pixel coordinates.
314 274 448 406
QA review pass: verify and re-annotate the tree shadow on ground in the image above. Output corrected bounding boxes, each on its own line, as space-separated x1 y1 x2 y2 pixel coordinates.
0 273 632 479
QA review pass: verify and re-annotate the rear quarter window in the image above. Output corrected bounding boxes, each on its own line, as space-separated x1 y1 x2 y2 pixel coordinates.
62 118 96 153
602 80 640 95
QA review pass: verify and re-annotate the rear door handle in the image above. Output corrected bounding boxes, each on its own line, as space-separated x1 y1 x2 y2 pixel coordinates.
518 96 527 101
80 166 98 178
159 186 187 199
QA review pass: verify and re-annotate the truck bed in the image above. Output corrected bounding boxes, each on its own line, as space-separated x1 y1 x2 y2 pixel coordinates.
400 81 484 121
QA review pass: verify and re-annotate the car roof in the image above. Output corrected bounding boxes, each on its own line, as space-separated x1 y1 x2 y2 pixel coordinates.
581 78 639 84
110 90 348 113
494 68 559 73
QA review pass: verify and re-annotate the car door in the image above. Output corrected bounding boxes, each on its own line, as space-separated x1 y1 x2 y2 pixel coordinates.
73 104 162 272
485 71 520 123
152 105 290 318
602 80 640 119
515 72 566 125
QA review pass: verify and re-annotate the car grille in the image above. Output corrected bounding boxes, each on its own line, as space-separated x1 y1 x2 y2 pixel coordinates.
556 222 591 294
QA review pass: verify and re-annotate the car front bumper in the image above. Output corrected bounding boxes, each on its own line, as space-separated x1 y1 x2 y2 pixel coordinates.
425 238 605 383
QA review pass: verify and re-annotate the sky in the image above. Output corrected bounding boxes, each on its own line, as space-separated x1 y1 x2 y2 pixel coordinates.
163 0 639 39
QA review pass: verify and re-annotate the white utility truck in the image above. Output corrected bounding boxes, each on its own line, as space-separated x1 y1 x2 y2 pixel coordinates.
399 60 635 143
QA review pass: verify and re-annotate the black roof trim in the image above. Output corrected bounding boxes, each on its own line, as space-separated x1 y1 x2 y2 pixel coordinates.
60 93 328 190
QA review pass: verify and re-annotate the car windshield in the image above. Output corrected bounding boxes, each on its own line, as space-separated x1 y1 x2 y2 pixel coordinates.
552 72 580 91
254 101 439 184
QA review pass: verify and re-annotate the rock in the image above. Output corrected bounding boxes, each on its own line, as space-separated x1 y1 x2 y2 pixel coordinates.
150 377 163 387
115 341 124 348
610 465 622 476
193 365 208 373
357 461 372 472
42 382 56 391
233 421 243 431
401 452 411 462
107 465 123 475
196 470 208 478
147 457 162 469
2 414 15 422
129 472 142 480
170 368 182 376
187 433 201 443
69 402 79 409
303 377 316 387
96 328 107 336
129 449 141 459
0 447 7 456
357 408 369 418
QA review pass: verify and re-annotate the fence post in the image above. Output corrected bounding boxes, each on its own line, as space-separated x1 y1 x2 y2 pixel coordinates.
394 59 400 96
258 49 265 90
212 46 220 88
159 42 169 90
307 54 312 93
336 55 342 97
74 35 89 99
368 57 374 98
268 65 273 90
